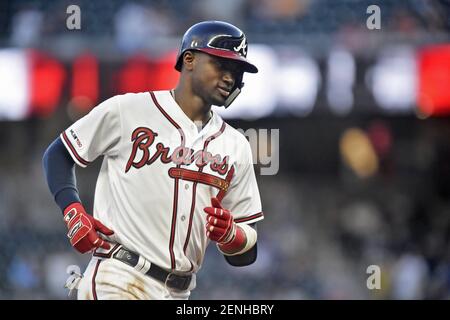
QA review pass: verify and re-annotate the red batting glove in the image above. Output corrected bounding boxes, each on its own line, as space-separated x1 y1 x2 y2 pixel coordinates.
63 202 114 254
203 197 246 254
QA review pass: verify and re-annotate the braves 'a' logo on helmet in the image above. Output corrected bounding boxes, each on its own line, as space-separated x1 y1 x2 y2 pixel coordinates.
233 37 247 56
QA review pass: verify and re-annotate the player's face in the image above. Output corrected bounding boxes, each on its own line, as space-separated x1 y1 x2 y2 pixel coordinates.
191 53 243 106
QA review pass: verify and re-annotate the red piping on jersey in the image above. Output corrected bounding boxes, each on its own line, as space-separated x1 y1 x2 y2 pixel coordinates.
149 91 185 144
149 91 185 270
235 212 264 223
183 122 226 255
92 259 101 300
183 182 198 256
169 166 180 270
216 165 235 202
204 122 226 144
61 131 90 166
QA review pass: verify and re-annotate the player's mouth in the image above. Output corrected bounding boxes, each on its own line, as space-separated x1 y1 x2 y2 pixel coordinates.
217 86 230 97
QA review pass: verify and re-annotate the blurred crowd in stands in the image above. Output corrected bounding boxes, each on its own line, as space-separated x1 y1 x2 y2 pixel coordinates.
1 0 449 50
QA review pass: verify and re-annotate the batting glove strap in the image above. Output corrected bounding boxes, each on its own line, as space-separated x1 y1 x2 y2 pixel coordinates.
64 203 93 246
63 202 114 254
218 223 257 256
219 222 236 244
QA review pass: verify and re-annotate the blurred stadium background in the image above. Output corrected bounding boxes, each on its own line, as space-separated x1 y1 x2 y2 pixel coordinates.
1 0 450 299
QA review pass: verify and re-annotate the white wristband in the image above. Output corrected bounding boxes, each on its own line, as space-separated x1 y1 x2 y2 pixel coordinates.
218 223 257 256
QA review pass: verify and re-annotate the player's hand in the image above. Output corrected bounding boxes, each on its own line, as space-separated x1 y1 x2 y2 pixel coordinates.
203 198 246 254
63 202 114 254
203 197 235 243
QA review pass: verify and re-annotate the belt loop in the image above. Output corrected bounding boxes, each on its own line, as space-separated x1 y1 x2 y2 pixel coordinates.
134 255 151 274
134 255 146 273
164 272 174 294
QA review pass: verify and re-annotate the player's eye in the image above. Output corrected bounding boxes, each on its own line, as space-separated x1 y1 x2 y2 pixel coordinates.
215 59 239 75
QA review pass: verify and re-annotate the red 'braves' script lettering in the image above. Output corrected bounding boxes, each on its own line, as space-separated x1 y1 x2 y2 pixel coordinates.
126 127 229 175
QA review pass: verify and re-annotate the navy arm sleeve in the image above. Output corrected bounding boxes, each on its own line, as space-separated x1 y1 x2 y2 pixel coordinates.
224 223 258 266
42 137 81 212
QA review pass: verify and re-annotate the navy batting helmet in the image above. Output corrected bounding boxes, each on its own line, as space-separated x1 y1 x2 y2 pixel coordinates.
175 20 258 74
175 21 258 107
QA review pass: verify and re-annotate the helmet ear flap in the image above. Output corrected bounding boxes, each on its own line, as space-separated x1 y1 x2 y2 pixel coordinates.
224 73 244 108
223 86 242 108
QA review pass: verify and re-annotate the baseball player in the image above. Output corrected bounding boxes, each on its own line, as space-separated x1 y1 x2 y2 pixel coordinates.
42 21 264 300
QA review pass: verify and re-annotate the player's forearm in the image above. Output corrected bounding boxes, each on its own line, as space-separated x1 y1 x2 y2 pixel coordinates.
224 244 257 266
222 225 258 266
42 137 81 212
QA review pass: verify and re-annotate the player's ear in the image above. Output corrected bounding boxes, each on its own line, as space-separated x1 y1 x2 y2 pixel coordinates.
182 51 195 71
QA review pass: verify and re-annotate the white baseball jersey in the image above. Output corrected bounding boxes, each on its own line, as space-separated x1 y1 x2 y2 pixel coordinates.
60 91 264 273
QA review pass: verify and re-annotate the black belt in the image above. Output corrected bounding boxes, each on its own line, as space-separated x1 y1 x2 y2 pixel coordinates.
111 247 192 291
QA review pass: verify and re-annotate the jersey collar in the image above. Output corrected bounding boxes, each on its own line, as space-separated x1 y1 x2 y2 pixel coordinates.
154 90 224 139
